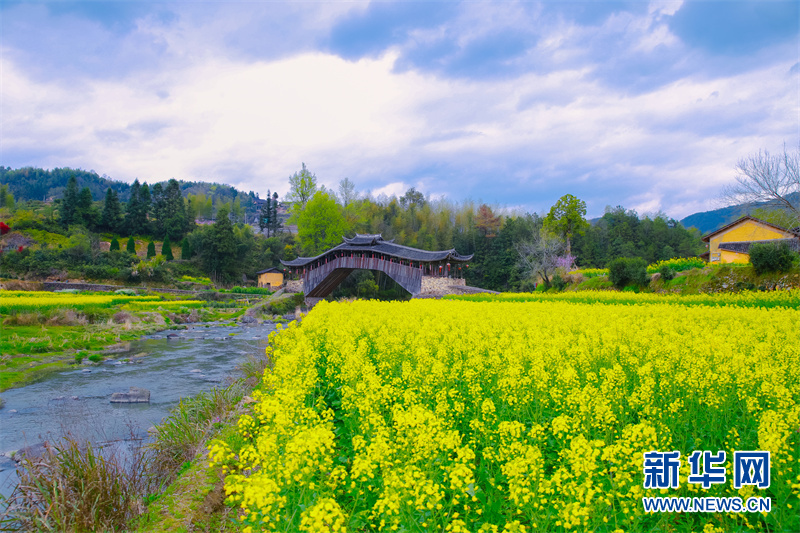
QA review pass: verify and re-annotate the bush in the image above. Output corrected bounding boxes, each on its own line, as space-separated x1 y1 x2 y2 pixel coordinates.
550 274 567 291
658 264 676 281
607 257 648 289
109 238 120 252
749 242 798 275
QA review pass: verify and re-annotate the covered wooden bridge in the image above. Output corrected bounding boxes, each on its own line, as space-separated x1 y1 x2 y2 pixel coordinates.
280 234 473 298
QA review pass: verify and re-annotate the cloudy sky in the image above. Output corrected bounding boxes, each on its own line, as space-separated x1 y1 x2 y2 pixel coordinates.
1 1 798 218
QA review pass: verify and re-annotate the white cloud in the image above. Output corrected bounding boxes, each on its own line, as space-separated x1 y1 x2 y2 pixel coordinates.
1 1 797 220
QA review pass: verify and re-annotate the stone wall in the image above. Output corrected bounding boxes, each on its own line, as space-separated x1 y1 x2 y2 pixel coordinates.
285 279 304 294
419 276 466 296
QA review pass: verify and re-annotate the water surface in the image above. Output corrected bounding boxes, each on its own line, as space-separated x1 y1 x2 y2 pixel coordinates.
0 321 275 499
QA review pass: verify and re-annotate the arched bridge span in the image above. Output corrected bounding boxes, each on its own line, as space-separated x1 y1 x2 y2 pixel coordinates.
280 234 472 298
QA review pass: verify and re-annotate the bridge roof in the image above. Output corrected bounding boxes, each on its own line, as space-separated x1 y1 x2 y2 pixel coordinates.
281 234 473 268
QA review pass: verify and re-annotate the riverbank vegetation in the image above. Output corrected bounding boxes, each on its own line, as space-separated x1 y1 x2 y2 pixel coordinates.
0 289 263 392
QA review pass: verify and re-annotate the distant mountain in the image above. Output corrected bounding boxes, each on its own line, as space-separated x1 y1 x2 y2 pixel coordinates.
0 166 266 216
680 192 800 235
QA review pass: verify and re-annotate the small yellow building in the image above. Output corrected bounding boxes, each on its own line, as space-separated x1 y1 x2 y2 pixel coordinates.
701 215 799 263
256 267 284 289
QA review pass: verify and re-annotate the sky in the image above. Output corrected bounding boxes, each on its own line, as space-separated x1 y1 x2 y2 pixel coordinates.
1 0 798 219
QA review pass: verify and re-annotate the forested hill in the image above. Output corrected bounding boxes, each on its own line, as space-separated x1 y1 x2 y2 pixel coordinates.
0 167 262 215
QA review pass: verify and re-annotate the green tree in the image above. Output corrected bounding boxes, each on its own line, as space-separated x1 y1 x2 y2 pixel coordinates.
109 238 120 252
162 179 186 240
101 188 122 233
297 191 348 255
126 236 136 254
270 191 281 235
202 206 237 281
259 191 272 235
544 194 588 255
124 179 151 236
139 183 152 232
147 241 156 259
180 238 192 260
0 184 15 210
162 235 174 260
287 163 318 223
61 176 79 227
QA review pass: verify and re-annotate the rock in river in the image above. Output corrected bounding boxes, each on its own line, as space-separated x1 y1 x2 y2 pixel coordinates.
110 387 151 403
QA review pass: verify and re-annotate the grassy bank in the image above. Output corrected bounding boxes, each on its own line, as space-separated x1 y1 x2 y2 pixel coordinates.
0 290 261 392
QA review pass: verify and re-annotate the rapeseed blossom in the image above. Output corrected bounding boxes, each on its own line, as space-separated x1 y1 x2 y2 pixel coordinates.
210 297 799 532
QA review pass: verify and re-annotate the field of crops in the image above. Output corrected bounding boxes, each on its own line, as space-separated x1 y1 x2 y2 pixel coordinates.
445 288 800 309
210 295 799 532
0 290 205 314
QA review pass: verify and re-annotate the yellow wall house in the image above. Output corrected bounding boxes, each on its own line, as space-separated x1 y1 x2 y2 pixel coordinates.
256 267 284 289
701 215 800 264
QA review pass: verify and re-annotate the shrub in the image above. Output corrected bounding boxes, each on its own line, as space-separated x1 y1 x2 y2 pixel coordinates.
126 236 136 254
607 257 648 289
658 264 676 281
550 274 567 291
109 238 120 252
146 241 156 259
749 241 798 275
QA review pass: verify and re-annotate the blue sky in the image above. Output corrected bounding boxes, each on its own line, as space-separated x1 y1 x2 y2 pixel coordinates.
1 0 797 219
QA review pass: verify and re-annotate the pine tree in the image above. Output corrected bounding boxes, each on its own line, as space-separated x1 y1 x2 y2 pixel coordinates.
147 241 156 259
124 180 141 235
101 188 122 233
180 238 192 260
77 187 95 227
259 191 271 235
127 236 136 254
61 176 79 227
109 238 120 252
163 179 186 241
162 235 174 260
270 191 281 235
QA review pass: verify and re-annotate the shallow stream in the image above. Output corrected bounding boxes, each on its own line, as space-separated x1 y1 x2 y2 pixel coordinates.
0 321 276 499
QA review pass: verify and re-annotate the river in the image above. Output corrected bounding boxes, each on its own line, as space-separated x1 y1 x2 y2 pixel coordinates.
0 321 276 500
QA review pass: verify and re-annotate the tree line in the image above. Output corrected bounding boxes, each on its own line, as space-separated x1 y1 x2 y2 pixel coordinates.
1 164 707 290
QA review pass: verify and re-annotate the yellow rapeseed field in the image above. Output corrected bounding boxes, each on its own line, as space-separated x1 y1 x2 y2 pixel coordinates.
210 297 799 532
0 291 161 313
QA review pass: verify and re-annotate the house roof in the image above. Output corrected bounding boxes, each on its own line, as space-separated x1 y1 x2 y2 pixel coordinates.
701 215 797 242
718 238 800 254
255 267 283 275
281 233 473 268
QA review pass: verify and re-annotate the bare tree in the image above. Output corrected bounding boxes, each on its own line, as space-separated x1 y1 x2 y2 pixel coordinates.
338 177 358 207
515 230 566 287
723 144 800 227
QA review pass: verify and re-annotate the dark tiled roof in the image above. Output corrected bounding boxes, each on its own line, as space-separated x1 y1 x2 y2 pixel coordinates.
256 267 283 274
281 234 473 268
718 238 800 254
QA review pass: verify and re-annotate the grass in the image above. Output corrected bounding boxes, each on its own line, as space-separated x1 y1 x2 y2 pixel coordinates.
0 432 153 532
0 323 161 391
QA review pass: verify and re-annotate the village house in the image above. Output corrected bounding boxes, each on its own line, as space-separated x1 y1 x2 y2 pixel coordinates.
701 215 800 263
256 267 284 289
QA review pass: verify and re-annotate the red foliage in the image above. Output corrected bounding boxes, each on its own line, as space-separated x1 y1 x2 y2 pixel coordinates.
0 222 9 235
17 245 24 253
